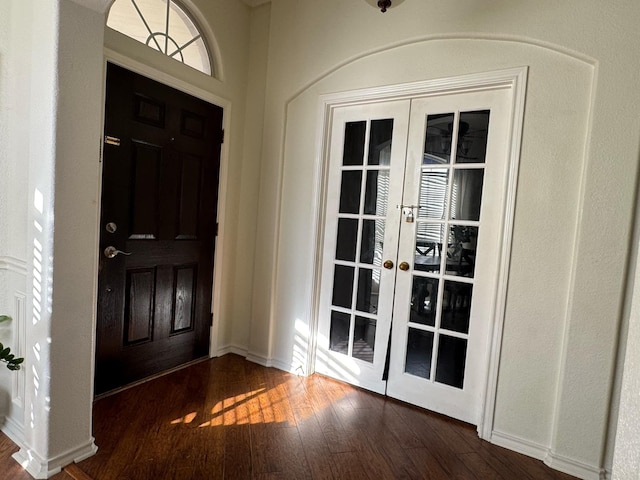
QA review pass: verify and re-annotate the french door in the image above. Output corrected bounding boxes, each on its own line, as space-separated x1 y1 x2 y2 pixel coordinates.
316 87 511 424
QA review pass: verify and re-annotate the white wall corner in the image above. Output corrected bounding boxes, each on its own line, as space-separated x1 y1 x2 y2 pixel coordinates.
270 356 307 376
215 343 249 358
12 438 97 480
611 221 640 479
0 270 27 439
245 351 273 368
12 448 60 480
1 413 24 447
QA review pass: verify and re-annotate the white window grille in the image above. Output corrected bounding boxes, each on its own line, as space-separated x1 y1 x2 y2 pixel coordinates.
107 0 213 76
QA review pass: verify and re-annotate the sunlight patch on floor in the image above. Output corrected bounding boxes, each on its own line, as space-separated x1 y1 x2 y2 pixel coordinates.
168 375 350 428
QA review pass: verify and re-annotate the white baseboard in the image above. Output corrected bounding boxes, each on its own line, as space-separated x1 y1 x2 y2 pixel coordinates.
213 344 273 368
1 413 24 447
245 351 272 367
269 357 307 376
491 430 607 480
215 346 307 377
215 344 248 358
490 429 548 460
13 437 97 479
545 452 607 480
244 353 306 376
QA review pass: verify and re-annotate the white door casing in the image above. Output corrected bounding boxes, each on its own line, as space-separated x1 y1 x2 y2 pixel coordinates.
311 68 527 436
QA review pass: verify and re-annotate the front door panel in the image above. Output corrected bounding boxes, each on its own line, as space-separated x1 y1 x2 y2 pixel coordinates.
96 63 223 395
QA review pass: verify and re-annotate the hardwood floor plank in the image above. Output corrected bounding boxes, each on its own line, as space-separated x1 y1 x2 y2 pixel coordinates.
63 463 95 480
391 400 478 455
330 451 372 480
223 424 252 479
251 423 312 478
264 375 297 427
404 446 460 480
270 425 313 479
251 423 279 475
377 437 437 479
457 452 505 479
473 443 541 480
0 432 79 480
351 433 401 480
0 355 579 480
294 407 335 479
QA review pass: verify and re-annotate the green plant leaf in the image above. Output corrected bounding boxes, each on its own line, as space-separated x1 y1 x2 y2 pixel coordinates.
13 358 24 365
0 347 10 358
0 315 11 323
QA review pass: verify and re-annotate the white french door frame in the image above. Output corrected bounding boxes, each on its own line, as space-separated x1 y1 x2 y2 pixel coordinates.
308 67 528 439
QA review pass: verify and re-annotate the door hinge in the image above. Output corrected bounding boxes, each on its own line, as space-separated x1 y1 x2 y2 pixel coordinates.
210 313 214 326
220 129 224 144
215 222 219 237
104 135 121 147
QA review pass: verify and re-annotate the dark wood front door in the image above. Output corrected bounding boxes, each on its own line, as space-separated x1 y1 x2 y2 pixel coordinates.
95 63 223 395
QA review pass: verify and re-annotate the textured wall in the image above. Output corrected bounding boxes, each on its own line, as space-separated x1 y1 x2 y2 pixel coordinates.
612 246 640 478
1 0 258 472
4 0 640 477
250 1 640 477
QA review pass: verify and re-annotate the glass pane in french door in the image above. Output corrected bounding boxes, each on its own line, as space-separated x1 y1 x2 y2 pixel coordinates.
316 101 410 394
402 108 487 389
330 118 391 361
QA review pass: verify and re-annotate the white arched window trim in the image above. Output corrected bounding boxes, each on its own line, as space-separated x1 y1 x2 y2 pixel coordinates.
107 0 221 78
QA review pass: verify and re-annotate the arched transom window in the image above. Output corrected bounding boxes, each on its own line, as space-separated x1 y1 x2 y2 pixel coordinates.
107 0 213 76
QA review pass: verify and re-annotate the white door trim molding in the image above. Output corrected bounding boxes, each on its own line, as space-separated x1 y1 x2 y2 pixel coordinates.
308 66 528 438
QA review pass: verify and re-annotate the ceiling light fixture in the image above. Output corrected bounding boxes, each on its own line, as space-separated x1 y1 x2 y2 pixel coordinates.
365 0 405 13
377 0 391 12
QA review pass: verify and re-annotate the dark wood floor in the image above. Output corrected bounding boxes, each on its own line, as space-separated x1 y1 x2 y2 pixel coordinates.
0 354 577 479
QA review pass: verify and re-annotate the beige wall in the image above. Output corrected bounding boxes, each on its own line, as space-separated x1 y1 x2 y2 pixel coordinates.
251 1 640 477
613 224 640 477
0 0 263 475
3 0 640 478
0 0 104 475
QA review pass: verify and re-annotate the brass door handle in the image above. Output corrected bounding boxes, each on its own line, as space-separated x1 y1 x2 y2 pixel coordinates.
398 261 410 271
383 260 394 269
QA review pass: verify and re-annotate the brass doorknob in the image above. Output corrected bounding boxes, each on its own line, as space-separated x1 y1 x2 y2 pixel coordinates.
383 260 394 269
398 261 410 271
